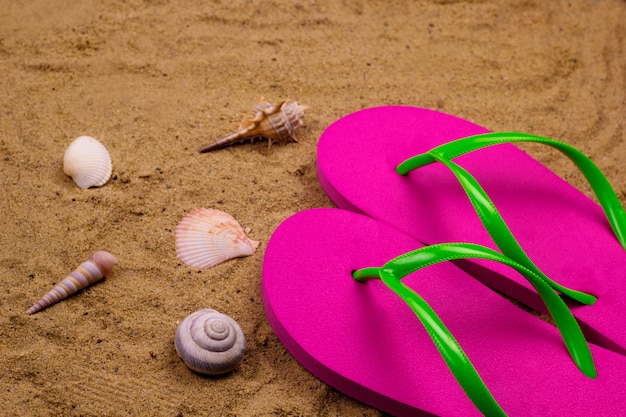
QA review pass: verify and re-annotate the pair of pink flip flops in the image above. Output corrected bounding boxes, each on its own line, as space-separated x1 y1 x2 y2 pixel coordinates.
262 106 626 416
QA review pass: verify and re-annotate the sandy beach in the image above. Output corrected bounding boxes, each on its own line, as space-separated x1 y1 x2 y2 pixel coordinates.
1 0 624 415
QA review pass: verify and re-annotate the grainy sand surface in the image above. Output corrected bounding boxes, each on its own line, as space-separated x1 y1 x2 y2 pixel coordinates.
1 1 624 415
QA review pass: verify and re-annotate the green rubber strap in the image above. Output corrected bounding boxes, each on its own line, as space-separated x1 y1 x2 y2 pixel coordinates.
354 268 507 415
437 157 595 305
397 132 626 250
354 242 596 377
395 132 626 305
352 242 597 417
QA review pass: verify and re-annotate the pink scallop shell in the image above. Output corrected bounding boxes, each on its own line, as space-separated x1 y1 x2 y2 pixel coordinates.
175 208 260 269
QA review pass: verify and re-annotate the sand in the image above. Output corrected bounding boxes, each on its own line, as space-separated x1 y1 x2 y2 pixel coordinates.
1 0 624 416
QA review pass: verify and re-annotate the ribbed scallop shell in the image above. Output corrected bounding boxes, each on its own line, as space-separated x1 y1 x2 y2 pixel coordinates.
198 99 307 153
63 136 112 188
175 208 260 269
175 308 246 375
26 251 117 314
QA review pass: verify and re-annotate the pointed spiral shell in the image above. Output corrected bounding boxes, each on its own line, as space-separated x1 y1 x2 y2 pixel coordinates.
198 99 307 153
26 251 117 314
175 309 246 375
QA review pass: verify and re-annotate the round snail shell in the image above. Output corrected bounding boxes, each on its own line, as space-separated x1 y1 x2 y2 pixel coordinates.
175 309 246 375
63 136 112 189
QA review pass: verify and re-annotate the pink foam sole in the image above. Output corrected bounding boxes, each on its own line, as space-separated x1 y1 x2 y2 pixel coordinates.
262 209 626 416
316 106 626 355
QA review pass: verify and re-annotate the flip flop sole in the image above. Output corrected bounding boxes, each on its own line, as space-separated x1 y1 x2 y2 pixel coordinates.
316 106 626 355
261 208 626 416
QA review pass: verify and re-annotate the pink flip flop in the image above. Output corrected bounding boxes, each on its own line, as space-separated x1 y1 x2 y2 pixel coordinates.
316 106 626 355
261 208 626 416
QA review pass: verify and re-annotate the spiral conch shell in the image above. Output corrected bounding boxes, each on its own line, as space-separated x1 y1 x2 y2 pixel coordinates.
26 251 117 314
175 309 246 375
175 208 260 269
198 99 307 153
63 136 112 188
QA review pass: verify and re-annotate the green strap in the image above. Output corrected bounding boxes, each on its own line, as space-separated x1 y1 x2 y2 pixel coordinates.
397 132 626 249
353 242 597 417
434 156 594 305
396 132 626 305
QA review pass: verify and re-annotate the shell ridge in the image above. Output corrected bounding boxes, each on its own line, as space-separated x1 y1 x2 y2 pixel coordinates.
76 263 100 282
60 277 80 293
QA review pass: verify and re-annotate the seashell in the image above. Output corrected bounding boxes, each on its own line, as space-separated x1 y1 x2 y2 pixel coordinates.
26 251 117 314
175 308 246 375
198 99 307 153
175 208 260 269
63 136 112 188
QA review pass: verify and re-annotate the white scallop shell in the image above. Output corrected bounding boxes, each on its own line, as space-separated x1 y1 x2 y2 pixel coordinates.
175 308 246 375
63 136 112 189
175 208 260 269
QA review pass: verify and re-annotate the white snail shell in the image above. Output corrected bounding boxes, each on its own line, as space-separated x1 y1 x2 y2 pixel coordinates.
175 309 246 375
